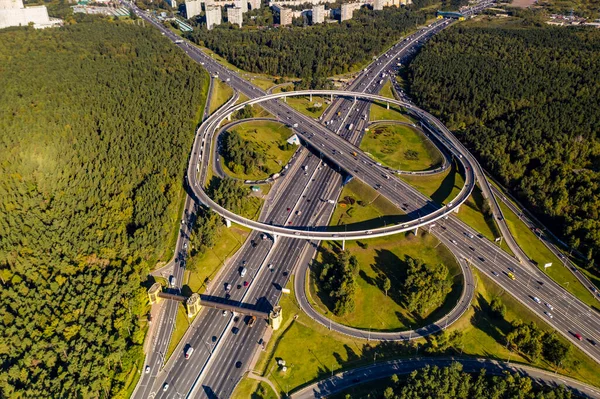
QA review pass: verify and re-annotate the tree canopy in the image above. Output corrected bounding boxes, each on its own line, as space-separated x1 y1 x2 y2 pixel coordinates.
0 21 208 397
409 22 600 270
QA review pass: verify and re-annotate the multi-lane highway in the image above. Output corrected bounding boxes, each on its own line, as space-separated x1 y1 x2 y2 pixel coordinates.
129 2 600 398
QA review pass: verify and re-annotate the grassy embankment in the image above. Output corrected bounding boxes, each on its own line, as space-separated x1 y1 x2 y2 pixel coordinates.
361 123 443 171
220 121 296 181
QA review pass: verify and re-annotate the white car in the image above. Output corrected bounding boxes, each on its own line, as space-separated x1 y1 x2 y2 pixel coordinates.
145 366 150 374
533 297 541 304
545 312 553 319
545 303 554 310
222 310 228 317
163 383 169 391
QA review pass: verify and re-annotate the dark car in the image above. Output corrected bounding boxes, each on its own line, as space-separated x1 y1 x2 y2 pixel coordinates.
235 361 243 369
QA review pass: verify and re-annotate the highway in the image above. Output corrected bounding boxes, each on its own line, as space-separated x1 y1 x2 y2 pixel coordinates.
128 2 600 398
292 357 600 399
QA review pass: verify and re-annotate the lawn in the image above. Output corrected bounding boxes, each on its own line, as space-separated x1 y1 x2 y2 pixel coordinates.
250 76 277 91
221 121 296 181
499 201 598 307
369 81 413 122
166 303 192 361
284 95 328 119
308 232 463 331
232 379 278 399
360 123 443 171
328 179 407 231
209 79 234 114
184 225 250 294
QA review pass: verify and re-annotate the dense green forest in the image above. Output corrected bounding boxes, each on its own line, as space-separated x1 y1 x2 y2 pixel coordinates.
0 22 208 397
318 249 359 316
409 22 600 270
185 7 425 79
401 257 451 317
373 362 575 399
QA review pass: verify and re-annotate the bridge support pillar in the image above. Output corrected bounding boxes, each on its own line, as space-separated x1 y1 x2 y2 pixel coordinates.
225 218 232 228
309 93 312 102
272 234 278 243
413 227 419 236
283 96 287 103
227 113 232 121
148 282 162 305
330 94 333 102
354 96 357 103
342 239 346 250
386 102 390 110
186 293 202 318
453 205 460 214
269 305 283 331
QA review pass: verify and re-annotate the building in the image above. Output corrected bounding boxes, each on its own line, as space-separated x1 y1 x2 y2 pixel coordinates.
205 4 222 29
270 0 336 6
373 0 383 10
185 0 202 18
227 6 243 26
279 6 292 24
235 0 247 13
340 2 360 21
311 4 324 23
249 0 261 9
165 0 177 8
0 0 60 29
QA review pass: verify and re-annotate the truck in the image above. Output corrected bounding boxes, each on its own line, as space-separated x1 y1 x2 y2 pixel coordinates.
185 347 194 359
248 316 257 328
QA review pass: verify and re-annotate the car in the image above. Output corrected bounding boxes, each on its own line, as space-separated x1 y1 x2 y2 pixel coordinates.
588 339 597 346
232 326 239 335
451 240 457 245
222 310 228 317
544 312 553 319
533 297 541 304
545 303 554 311
508 267 515 273
466 233 474 239
491 271 499 277
163 383 169 391
225 283 232 291
243 281 249 287
575 333 583 341
145 366 150 374
185 347 194 359
235 361 243 369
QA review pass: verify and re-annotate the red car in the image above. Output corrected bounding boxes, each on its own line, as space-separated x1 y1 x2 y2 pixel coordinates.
575 333 583 341
243 281 249 287
287 208 291 212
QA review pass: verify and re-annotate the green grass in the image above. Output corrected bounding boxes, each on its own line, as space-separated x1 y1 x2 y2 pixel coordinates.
499 201 599 307
284 95 328 118
449 269 600 388
369 80 413 123
232 379 278 399
328 179 406 231
309 232 463 331
166 303 192 361
379 80 395 99
361 123 443 171
221 121 296 181
185 225 249 294
209 79 234 114
250 76 277 91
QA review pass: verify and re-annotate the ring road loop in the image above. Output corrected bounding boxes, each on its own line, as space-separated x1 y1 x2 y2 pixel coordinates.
187 90 475 241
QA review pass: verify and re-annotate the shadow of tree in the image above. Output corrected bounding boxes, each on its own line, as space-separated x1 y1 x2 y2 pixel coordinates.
370 249 408 308
470 293 512 345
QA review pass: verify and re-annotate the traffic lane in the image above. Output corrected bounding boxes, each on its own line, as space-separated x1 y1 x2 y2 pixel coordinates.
440 217 600 357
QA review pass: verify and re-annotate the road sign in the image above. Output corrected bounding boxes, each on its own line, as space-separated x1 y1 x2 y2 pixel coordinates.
544 263 552 269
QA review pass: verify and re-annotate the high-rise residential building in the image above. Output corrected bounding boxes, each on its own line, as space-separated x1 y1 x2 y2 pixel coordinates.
249 0 261 9
206 4 222 29
311 4 324 23
0 0 60 29
227 6 243 26
235 0 248 13
279 6 292 25
165 0 177 8
185 0 202 18
373 0 383 10
340 2 360 21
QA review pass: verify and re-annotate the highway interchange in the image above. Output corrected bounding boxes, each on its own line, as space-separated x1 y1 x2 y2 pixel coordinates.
129 2 600 398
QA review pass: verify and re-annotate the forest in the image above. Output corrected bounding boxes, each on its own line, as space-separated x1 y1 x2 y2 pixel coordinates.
409 22 600 270
185 7 426 79
0 22 208 397
401 257 451 317
376 362 574 399
318 249 359 316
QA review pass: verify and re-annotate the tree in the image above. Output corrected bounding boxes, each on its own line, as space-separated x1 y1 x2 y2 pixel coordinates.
490 297 506 318
401 257 452 317
383 277 392 296
543 333 570 366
